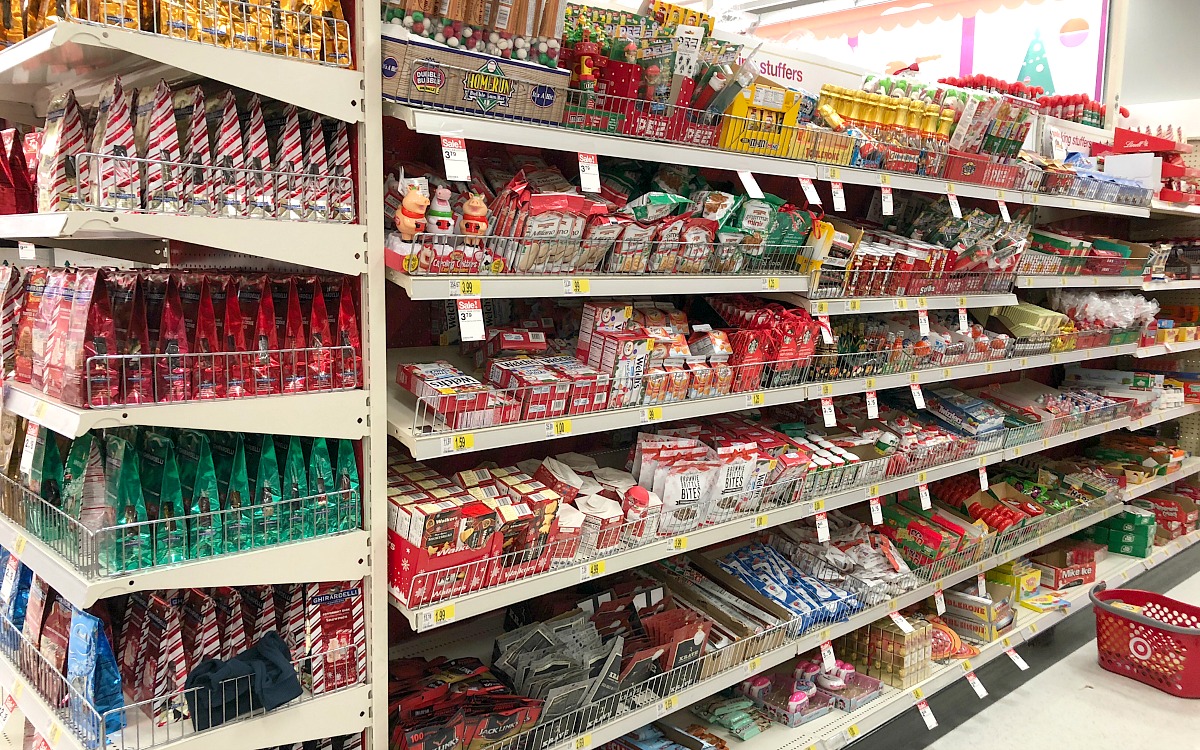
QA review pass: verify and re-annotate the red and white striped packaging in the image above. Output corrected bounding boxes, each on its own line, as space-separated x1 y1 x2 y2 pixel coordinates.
213 91 247 217
212 586 248 662
304 115 330 221
147 594 191 720
329 120 354 222
181 589 221 667
274 583 307 658
35 90 87 212
277 105 306 220
136 80 183 213
0 265 22 373
176 86 214 216
240 584 277 645
244 94 276 218
87 75 139 210
305 580 366 694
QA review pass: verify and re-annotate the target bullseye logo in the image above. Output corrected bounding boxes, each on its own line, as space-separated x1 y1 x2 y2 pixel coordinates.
1129 635 1154 661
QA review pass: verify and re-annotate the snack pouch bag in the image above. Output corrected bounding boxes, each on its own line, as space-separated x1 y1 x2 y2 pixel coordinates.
158 0 196 42
281 278 308 393
317 0 351 66
277 105 306 220
248 434 283 547
333 277 361 389
307 438 334 537
141 271 170 350
305 580 365 693
141 432 188 565
88 75 140 210
39 596 72 705
244 94 275 218
211 431 251 553
177 430 222 559
136 80 183 213
20 576 50 678
334 438 359 531
26 427 64 543
192 277 223 400
37 91 86 212
68 607 126 740
212 91 246 217
14 268 47 384
155 278 192 403
175 86 213 216
31 267 65 393
63 432 111 534
63 269 120 408
280 436 309 541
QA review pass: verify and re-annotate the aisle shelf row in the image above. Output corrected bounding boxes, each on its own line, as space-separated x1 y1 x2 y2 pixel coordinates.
410 500 1123 750
387 268 810 300
0 21 364 123
4 381 371 440
387 342 1139 460
772 292 1018 316
1126 403 1200 430
0 212 368 276
0 643 371 750
1122 457 1200 502
1149 199 1200 218
1134 339 1200 358
662 529 1200 750
1144 279 1200 291
392 410 1134 631
386 104 1152 219
1015 275 1145 289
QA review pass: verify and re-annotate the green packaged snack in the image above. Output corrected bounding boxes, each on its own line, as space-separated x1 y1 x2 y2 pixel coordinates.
27 427 64 543
334 439 360 532
307 438 334 538
104 435 151 572
280 436 309 542
177 430 222 559
140 433 188 565
63 433 111 535
211 432 251 553
248 434 282 547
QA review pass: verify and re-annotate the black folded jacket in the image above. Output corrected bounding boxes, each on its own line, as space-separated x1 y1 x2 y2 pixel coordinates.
184 630 302 732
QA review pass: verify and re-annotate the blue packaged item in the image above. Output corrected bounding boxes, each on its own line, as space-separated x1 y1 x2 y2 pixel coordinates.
67 607 126 741
1 553 33 647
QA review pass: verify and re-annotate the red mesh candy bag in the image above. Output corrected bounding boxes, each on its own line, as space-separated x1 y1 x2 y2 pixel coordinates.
63 269 119 408
308 279 333 391
281 278 307 394
155 279 193 403
333 277 361 389
251 284 281 396
194 278 223 400
223 278 250 399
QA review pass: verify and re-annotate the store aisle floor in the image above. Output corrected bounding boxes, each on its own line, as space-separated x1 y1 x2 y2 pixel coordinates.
856 543 1200 750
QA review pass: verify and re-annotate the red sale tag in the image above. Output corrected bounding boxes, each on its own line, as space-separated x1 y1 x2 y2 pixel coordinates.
440 136 470 181
578 153 600 193
869 496 883 525
831 181 846 212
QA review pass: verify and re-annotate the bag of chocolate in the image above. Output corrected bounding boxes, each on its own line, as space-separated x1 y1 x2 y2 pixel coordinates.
117 592 148 690
67 607 126 742
239 584 276 645
142 270 170 347
0 130 15 215
251 281 281 395
193 278 223 400
141 432 188 565
38 596 72 705
334 438 359 531
317 0 351 65
175 86 213 215
36 91 86 212
305 437 334 537
228 1 260 51
0 411 27 523
0 552 32 648
333 278 361 389
136 80 183 213
274 583 306 657
281 278 308 393
104 434 150 572
14 268 47 384
177 430 221 558
243 95 275 218
63 432 111 534
87 75 139 210
155 278 192 403
144 594 189 720
30 267 64 393
6 129 34 214
0 264 23 374
212 91 246 217
305 278 333 391
211 431 251 552
222 278 249 398
305 580 365 693
248 433 283 547
276 105 306 220
211 586 247 661
304 115 330 220
280 435 308 541
120 275 154 404
180 589 220 669
63 268 120 408
197 0 229 47
158 0 195 39
329 120 354 222
20 576 49 679
25 427 64 543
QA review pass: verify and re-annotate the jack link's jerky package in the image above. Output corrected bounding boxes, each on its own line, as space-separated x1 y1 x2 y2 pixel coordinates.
141 432 188 565
104 434 151 572
37 90 86 212
244 94 275 218
212 90 247 218
305 580 365 693
67 607 126 740
175 86 213 216
211 431 251 553
248 433 283 547
177 430 222 559
276 105 305 220
335 438 359 531
88 75 140 210
280 435 309 542
63 432 111 534
137 80 183 214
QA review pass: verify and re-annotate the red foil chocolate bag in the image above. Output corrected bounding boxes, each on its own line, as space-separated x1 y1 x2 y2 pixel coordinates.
193 278 223 400
155 278 193 403
141 271 170 348
305 580 366 693
333 277 361 389
308 280 333 391
251 285 282 396
121 277 154 404
206 272 231 345
223 278 250 399
281 278 308 393
3 128 34 214
62 269 119 408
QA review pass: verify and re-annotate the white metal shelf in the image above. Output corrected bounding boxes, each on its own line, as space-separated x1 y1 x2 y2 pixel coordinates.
1134 339 1200 358
1015 275 1144 289
1150 199 1200 218
392 409 1132 631
776 292 1017 316
1144 279 1200 291
1123 457 1200 502
1126 403 1200 430
0 21 364 123
668 528 1200 750
4 381 370 440
0 212 368 275
0 509 369 608
387 268 810 300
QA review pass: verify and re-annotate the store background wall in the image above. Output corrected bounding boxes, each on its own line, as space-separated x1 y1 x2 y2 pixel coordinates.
1119 0 1200 132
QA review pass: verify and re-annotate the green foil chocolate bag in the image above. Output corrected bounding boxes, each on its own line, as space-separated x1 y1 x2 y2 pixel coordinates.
211 431 251 553
307 438 334 537
63 432 111 534
248 434 282 547
140 432 188 565
334 439 359 532
27 427 64 542
280 436 309 541
177 430 221 559
104 435 150 572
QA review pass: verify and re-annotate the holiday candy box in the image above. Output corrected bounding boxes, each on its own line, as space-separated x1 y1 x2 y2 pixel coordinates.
383 30 569 125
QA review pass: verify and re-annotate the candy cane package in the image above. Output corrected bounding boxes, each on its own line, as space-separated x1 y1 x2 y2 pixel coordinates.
244 94 276 218
136 80 183 213
88 75 140 210
176 86 213 216
277 104 306 220
213 91 247 217
36 90 86 212
305 580 366 694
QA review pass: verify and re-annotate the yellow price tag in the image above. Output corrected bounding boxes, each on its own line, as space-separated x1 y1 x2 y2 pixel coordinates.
997 189 1006 199
880 174 890 185
402 254 420 272
446 433 474 452
821 383 833 396
574 735 592 750
586 560 606 578
896 298 908 310
661 696 678 713
847 725 861 738
869 485 879 496
13 536 26 555
889 598 898 610
917 297 928 309
748 657 762 671
943 368 952 378
816 301 829 314
958 296 968 306
848 300 862 311
749 392 765 407
830 167 842 179
1002 637 1012 648
644 406 663 422
550 419 572 437
765 277 780 291
671 536 688 551
813 499 825 511
985 363 993 373
753 514 769 528
433 605 455 624
979 456 987 467
962 660 972 671
1021 357 1029 367
48 726 61 746
568 278 590 294
456 279 481 296
1028 623 1038 634
12 682 22 699
918 472 928 483
865 377 876 389
912 688 924 700
819 629 831 641
910 372 919 383
33 402 46 419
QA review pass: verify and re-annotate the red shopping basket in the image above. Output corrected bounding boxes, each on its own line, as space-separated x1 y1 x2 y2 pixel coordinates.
1091 582 1200 697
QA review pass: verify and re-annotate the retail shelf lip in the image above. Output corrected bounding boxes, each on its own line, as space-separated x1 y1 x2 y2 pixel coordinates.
1143 279 1200 291
1015 275 1145 289
1135 339 1200 358
0 212 367 276
1124 457 1200 502
4 381 370 440
813 164 1017 203
0 509 369 608
773 292 1018 315
1150 199 1200 218
0 21 364 123
1028 193 1151 217
386 268 810 300
1126 404 1200 430
386 102 822 178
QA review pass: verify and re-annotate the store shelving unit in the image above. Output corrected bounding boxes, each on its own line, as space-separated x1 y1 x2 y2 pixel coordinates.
1015 274 1144 288
1126 403 1200 430
1134 339 1200 357
776 292 1017 315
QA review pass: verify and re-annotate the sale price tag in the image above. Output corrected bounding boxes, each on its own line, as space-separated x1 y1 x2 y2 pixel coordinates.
456 297 486 342
910 383 926 409
918 483 931 510
820 641 836 672
818 314 833 344
889 611 915 633
918 309 930 337
881 186 894 215
965 670 988 698
578 153 600 193
642 407 663 424
17 241 34 261
958 307 970 334
421 604 456 629
947 190 962 219
799 176 821 204
869 496 883 525
977 573 988 597
831 181 846 212
934 588 945 615
815 511 830 542
916 699 938 730
821 397 836 427
440 136 471 181
998 200 1011 223
866 390 879 419
738 170 765 199
1005 648 1029 671
978 467 989 491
